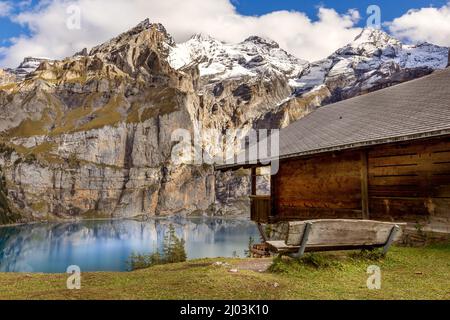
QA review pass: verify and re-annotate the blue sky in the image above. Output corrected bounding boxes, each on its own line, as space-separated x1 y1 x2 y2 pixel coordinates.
1 0 449 67
1 0 447 46
234 0 448 24
0 0 33 46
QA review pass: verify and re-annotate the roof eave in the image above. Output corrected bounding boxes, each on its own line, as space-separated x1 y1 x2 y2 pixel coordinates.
215 129 450 172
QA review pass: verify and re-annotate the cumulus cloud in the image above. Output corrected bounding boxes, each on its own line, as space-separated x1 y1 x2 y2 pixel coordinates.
0 1 12 17
0 0 363 67
388 2 450 46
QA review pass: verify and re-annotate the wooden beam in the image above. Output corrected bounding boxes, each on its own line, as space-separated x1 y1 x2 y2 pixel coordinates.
251 167 257 196
270 171 278 218
360 150 370 219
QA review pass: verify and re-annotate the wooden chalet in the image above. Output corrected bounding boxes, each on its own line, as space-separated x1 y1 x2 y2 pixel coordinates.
217 68 450 236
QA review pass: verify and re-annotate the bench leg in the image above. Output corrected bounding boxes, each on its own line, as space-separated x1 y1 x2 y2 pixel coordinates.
382 225 400 255
288 222 313 259
257 223 268 242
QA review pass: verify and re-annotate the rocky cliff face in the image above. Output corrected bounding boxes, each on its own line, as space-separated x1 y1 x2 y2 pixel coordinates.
0 20 213 222
0 22 448 223
0 69 16 86
0 165 20 224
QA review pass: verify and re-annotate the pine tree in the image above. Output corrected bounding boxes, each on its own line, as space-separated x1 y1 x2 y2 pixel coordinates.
128 223 187 270
163 224 187 263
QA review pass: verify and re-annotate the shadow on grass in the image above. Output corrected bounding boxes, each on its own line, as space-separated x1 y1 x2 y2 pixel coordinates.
426 241 450 251
268 248 390 274
269 252 345 274
348 248 386 261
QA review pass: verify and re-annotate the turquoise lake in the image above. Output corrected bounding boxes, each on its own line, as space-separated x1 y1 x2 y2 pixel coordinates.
0 217 260 273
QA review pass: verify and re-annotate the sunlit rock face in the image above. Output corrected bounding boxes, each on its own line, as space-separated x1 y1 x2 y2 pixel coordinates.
0 21 448 223
0 20 213 221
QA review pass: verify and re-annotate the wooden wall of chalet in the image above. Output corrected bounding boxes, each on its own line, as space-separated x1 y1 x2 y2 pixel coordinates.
274 151 363 220
273 136 450 232
368 137 450 233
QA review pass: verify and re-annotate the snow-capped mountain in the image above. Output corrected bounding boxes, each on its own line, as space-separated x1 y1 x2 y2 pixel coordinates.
168 33 308 82
168 27 448 108
6 28 448 99
166 27 448 131
7 57 53 80
292 28 449 99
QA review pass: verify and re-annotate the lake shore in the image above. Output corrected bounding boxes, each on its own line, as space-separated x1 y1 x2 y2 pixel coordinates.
1 245 449 300
0 214 251 228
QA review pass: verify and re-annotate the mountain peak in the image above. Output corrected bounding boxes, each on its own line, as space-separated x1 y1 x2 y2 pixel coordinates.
135 18 151 29
190 33 217 42
355 27 389 39
332 28 404 58
243 36 279 49
133 19 172 41
82 20 179 78
90 19 175 57
352 28 401 47
6 56 52 80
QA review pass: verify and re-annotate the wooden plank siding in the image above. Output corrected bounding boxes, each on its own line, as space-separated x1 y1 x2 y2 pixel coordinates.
273 151 363 221
271 136 450 233
250 196 271 223
368 137 450 232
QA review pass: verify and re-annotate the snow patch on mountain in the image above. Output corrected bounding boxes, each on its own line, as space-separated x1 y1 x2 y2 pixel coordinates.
8 57 53 80
292 28 449 95
169 28 448 99
168 33 308 82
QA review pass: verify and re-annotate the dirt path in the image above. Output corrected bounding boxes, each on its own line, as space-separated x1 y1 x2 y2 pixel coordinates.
234 258 273 272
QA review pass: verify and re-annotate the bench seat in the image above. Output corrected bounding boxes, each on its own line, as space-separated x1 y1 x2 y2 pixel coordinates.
266 219 405 257
266 241 389 253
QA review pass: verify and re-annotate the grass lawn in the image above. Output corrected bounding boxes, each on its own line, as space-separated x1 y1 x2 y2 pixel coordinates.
0 244 449 300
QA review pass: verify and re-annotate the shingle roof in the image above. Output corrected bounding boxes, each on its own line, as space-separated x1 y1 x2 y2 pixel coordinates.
217 68 450 170
278 68 450 159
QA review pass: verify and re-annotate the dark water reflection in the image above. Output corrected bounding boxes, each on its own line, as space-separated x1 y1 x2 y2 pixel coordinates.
0 217 259 273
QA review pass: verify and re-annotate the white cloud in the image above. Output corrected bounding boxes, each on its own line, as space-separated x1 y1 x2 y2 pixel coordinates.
0 0 362 68
388 2 450 46
0 1 12 17
17 0 33 10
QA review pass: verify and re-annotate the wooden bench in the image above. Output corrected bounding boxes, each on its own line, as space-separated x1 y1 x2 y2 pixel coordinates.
266 219 405 258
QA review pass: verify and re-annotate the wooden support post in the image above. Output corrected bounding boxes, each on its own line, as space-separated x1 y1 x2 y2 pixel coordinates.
360 151 370 220
251 167 257 196
270 167 278 219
